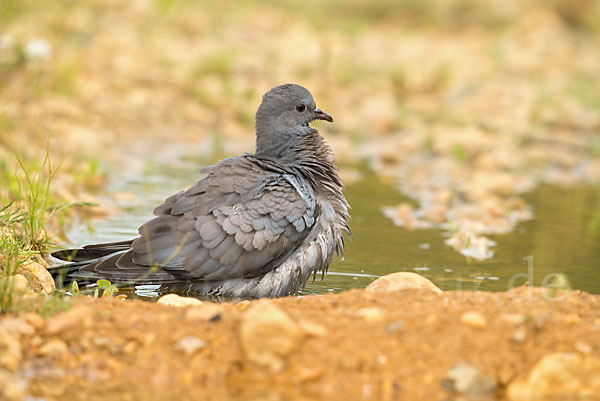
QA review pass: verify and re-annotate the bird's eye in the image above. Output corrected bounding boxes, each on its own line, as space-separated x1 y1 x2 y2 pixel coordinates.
296 104 306 112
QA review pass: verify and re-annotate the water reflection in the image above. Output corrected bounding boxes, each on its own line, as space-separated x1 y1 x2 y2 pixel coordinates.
320 173 600 295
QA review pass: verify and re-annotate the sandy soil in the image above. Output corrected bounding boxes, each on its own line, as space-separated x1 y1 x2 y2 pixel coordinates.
5 286 598 401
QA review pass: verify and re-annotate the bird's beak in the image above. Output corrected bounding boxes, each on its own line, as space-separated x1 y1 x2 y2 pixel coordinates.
314 108 334 123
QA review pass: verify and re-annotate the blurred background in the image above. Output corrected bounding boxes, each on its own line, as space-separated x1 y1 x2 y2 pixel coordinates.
1 0 600 296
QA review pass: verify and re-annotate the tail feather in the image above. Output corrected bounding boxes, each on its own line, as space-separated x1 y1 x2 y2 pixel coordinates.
82 239 135 250
49 239 184 287
51 239 135 262
48 259 100 287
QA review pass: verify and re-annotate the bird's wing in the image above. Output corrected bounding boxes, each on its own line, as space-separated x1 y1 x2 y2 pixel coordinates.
78 156 317 283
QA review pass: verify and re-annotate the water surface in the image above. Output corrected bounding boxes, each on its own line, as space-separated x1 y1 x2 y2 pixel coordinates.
65 151 600 297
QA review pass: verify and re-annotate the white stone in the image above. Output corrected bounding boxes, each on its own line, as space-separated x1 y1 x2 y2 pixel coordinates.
175 336 206 355
460 311 487 329
24 38 52 60
366 272 442 294
239 300 301 373
443 363 497 394
507 353 600 400
356 307 386 323
157 294 203 307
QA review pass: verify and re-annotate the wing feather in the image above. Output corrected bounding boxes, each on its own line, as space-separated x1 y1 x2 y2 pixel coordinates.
70 156 317 284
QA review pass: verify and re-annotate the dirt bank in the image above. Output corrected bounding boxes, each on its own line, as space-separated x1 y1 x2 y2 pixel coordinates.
2 285 598 401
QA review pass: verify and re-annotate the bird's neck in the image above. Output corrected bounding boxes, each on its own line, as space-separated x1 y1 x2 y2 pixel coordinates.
255 125 310 160
255 128 343 193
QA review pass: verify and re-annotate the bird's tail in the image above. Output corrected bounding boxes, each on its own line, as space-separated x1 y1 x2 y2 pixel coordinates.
51 239 135 262
49 239 136 286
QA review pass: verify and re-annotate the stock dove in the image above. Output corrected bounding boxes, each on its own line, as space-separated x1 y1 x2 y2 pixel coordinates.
51 84 351 298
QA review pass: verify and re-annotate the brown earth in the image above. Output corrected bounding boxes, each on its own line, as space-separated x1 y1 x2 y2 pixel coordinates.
4 285 600 401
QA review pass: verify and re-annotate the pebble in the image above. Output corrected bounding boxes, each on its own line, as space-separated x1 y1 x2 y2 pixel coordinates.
575 342 592 354
296 366 323 382
298 320 327 337
24 38 52 60
510 328 527 343
0 328 22 372
365 272 442 294
11 274 29 293
339 354 362 370
126 332 155 346
385 320 404 333
92 336 123 354
22 313 45 330
507 353 600 400
175 336 207 355
500 313 526 325
29 336 43 348
239 300 301 373
442 363 497 394
356 307 386 323
123 341 138 355
184 303 221 322
0 370 25 401
46 304 93 335
564 314 581 325
460 311 487 329
235 300 251 311
0 318 35 337
38 339 69 358
157 294 203 307
17 261 55 295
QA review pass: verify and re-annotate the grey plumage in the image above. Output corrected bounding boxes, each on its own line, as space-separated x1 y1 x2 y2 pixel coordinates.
51 83 351 298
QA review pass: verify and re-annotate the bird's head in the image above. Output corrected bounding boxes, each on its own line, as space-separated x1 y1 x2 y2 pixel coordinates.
255 84 333 157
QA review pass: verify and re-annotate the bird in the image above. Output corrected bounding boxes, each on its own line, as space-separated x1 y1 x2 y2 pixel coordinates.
51 83 351 299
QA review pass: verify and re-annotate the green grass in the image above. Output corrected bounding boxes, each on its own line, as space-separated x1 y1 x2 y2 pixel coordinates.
7 146 60 251
0 143 78 314
0 232 37 312
451 144 468 163
0 0 25 24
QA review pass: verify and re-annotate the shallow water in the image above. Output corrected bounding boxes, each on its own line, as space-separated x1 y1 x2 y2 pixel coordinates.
65 150 600 297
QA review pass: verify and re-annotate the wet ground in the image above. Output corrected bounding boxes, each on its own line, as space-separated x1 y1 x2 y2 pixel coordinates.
63 148 600 297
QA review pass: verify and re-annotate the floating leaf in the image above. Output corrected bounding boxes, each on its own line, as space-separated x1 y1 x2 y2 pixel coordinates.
71 280 80 296
96 279 111 289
